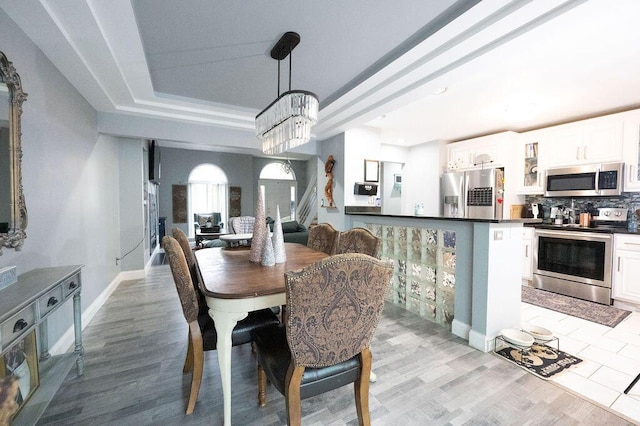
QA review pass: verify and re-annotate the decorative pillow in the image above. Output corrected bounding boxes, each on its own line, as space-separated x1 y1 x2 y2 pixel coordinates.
197 215 212 226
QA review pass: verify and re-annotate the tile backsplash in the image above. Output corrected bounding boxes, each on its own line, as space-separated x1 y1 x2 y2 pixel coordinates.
524 193 640 219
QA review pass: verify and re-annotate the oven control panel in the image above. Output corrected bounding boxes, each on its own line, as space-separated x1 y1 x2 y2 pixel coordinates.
593 207 628 223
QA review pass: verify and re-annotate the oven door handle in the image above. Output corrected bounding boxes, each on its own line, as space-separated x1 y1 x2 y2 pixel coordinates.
534 228 612 242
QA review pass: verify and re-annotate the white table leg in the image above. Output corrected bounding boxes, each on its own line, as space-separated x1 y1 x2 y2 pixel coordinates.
210 309 248 426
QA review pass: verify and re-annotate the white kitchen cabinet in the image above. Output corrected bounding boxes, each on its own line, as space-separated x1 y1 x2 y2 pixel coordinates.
544 114 624 167
622 109 640 191
522 227 533 282
613 234 640 304
446 131 517 170
515 129 547 194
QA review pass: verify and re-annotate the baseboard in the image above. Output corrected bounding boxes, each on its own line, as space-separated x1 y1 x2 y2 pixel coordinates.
48 269 143 356
468 329 494 353
451 319 471 340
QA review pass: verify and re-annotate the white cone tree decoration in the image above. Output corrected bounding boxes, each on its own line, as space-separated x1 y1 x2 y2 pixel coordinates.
272 205 286 263
261 227 275 266
249 189 267 263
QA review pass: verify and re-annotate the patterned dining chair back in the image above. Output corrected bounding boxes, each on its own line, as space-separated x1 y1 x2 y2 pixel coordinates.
163 236 199 324
172 228 206 311
306 223 340 255
284 253 393 367
336 227 381 258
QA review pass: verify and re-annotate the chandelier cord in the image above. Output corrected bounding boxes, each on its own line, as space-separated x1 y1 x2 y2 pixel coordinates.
288 49 292 91
277 58 281 97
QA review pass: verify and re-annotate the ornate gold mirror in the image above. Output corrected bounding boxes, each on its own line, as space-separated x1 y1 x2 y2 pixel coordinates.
0 51 28 254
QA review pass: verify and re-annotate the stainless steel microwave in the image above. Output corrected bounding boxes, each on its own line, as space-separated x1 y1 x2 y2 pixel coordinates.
545 162 624 197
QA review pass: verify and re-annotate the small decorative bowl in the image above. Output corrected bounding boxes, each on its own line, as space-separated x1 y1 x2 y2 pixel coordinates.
500 328 535 348
524 325 554 342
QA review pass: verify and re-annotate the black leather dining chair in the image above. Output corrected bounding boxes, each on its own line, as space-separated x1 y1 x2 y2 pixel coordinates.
252 253 393 425
163 235 279 415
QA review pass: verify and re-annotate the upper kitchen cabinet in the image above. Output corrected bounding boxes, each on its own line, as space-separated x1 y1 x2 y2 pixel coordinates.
446 131 517 170
622 109 640 192
515 128 548 195
544 113 625 168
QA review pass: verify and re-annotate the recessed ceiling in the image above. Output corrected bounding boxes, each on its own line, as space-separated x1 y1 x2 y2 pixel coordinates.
131 0 460 111
2 0 640 155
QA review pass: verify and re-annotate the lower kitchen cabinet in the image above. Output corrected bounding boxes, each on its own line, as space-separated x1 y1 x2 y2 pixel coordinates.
613 234 640 304
522 227 533 283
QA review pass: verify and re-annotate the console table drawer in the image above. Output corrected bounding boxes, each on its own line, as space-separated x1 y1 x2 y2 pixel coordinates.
39 286 64 319
62 273 81 299
1 302 36 349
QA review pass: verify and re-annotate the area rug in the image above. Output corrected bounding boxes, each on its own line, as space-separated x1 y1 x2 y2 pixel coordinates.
495 343 582 380
522 286 631 328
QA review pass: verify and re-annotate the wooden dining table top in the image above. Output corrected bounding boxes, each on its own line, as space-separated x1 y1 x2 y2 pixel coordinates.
194 242 329 299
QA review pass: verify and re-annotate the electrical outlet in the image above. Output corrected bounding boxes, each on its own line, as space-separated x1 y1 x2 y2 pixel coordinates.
494 230 503 240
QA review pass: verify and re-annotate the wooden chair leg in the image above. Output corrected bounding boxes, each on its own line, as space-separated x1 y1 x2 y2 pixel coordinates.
183 328 194 373
258 363 267 407
186 322 204 415
285 363 305 426
354 348 372 426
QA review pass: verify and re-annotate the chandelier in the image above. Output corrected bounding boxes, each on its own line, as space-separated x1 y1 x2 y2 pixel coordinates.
256 32 319 155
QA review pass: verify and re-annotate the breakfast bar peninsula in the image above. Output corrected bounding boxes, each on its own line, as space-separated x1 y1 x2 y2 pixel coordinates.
345 210 540 352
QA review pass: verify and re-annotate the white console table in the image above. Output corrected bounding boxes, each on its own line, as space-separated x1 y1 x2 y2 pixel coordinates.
0 265 83 424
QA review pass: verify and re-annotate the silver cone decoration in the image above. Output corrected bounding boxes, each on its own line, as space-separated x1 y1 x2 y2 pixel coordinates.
261 227 275 266
250 188 267 263
272 205 286 263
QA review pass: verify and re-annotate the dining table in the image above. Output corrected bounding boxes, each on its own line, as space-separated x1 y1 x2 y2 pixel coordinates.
194 242 328 426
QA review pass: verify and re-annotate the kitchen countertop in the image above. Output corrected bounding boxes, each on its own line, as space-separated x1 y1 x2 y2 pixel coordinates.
527 222 640 235
344 210 543 224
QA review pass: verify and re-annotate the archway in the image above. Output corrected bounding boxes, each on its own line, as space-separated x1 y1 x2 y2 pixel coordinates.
188 164 228 237
259 162 297 221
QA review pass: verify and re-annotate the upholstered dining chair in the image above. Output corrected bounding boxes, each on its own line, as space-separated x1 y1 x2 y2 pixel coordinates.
252 253 393 426
306 222 340 255
163 236 280 415
172 228 207 311
336 227 382 258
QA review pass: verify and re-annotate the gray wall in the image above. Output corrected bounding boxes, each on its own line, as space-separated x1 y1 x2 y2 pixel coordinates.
0 9 126 346
119 138 146 271
158 146 310 236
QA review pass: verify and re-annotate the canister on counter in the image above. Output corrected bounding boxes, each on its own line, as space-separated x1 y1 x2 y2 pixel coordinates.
579 213 591 227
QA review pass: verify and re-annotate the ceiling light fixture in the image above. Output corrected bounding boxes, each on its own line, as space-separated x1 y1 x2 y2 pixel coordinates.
256 32 319 155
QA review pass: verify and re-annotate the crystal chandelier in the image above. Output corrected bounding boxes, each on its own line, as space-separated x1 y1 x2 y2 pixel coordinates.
256 32 319 155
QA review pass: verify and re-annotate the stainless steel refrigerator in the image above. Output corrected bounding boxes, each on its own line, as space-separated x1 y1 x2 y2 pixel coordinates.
441 168 504 219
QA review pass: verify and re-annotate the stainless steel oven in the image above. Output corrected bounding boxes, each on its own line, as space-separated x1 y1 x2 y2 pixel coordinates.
533 229 613 305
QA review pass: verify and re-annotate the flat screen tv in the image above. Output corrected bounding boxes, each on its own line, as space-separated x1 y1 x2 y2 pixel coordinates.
149 140 161 183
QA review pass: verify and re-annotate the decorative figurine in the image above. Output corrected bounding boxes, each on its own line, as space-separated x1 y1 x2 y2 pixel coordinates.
324 155 335 208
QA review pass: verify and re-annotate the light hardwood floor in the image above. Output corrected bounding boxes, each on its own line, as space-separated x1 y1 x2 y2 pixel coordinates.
37 262 635 425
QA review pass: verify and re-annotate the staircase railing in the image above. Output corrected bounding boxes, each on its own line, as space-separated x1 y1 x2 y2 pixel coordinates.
297 169 317 228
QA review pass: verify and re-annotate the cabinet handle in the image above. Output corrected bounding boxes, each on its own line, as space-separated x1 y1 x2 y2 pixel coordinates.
629 165 634 183
583 145 587 160
576 147 580 160
618 256 621 272
69 281 77 290
623 242 640 246
525 246 528 257
47 296 58 307
13 319 28 333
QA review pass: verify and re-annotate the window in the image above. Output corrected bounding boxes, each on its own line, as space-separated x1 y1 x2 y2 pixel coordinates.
259 161 297 220
188 164 228 237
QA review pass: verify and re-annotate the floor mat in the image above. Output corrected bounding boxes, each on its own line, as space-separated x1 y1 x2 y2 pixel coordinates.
495 343 582 380
522 286 631 328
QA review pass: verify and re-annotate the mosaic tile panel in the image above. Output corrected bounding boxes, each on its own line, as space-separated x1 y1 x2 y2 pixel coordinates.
373 223 456 330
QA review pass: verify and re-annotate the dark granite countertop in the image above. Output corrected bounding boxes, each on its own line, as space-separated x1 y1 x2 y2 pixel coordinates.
526 223 640 235
345 210 543 224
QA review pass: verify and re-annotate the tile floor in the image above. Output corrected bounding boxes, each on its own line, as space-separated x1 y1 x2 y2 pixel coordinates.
521 302 640 424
